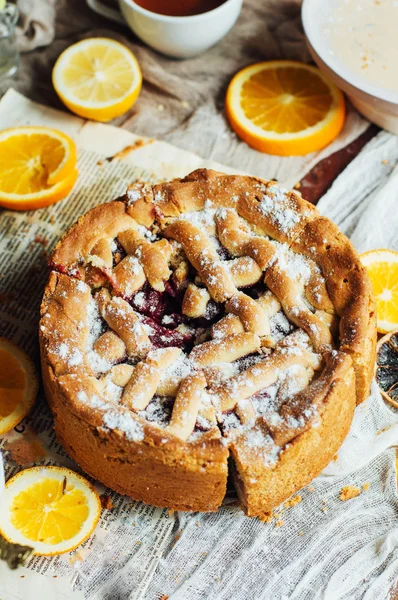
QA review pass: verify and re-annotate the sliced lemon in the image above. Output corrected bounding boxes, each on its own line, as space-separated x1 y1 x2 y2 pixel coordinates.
0 338 38 435
0 126 78 211
361 249 398 334
52 38 142 122
226 60 346 156
0 466 101 556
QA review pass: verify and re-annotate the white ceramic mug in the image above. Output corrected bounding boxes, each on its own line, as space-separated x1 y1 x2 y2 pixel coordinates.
118 0 243 59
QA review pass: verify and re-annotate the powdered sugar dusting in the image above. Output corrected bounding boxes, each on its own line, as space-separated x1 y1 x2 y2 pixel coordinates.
258 186 300 234
103 410 144 442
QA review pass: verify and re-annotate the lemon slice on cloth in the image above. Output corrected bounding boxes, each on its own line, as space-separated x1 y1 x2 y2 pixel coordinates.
361 249 398 334
0 338 38 435
52 38 142 122
0 127 78 211
226 60 345 156
0 466 101 556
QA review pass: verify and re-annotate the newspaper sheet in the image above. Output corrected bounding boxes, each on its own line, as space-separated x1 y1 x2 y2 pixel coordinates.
0 89 397 600
0 89 243 600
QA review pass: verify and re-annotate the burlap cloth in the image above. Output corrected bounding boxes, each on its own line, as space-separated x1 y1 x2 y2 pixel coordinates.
2 0 368 187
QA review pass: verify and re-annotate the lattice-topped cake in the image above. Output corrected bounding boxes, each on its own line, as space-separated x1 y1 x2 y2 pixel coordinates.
39 169 376 517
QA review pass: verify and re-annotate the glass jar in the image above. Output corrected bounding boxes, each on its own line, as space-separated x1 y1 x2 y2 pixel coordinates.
0 2 19 80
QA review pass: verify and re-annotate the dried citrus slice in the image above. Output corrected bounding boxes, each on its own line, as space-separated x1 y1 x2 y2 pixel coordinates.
0 467 101 556
0 126 78 211
52 38 142 122
226 60 345 156
0 338 38 435
361 249 398 334
375 331 398 408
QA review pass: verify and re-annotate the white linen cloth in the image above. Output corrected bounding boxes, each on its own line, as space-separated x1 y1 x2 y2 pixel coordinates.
139 131 398 600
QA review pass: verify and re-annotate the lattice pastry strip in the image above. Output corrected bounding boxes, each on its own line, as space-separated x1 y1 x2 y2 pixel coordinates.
264 264 333 351
215 207 335 327
166 373 207 441
212 290 280 347
121 348 182 410
96 289 151 358
215 208 275 270
190 332 261 367
117 229 173 292
164 220 236 303
211 331 320 413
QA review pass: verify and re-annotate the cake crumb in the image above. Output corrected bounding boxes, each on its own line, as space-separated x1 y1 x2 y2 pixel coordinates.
307 486 315 492
259 511 274 523
100 494 113 510
284 494 302 508
168 509 175 515
33 235 48 246
322 507 328 513
382 159 390 165
362 482 370 491
174 530 182 542
339 485 361 501
294 182 301 189
377 426 390 435
275 519 285 527
159 595 169 600
298 531 303 536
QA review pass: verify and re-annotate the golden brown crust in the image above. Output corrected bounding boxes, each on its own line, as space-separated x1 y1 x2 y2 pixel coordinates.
40 168 376 518
291 216 377 403
41 358 227 512
231 352 355 517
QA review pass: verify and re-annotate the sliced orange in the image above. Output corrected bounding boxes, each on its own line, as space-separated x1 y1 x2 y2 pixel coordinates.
52 38 142 122
0 466 101 556
361 249 398 334
0 126 78 211
226 60 346 156
0 338 38 435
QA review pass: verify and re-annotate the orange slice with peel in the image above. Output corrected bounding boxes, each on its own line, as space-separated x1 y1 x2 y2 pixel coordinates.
0 338 38 435
226 60 346 156
0 466 101 556
0 126 78 211
361 249 398 334
52 38 142 122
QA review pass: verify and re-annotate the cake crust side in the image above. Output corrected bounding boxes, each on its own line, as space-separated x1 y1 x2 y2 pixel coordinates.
230 352 355 517
40 347 229 513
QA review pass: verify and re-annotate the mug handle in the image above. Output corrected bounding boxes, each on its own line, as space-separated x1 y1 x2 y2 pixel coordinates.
86 0 125 24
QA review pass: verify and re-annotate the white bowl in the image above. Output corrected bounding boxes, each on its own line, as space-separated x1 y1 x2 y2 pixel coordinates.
118 0 243 59
302 0 398 134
